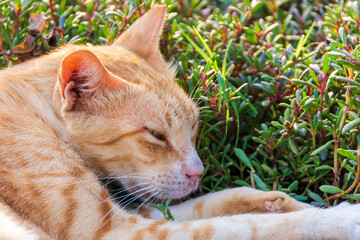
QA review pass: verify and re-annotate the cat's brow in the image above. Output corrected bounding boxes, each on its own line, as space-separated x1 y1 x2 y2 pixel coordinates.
88 129 145 145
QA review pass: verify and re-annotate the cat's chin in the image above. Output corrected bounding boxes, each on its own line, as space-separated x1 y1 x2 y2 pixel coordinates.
128 182 197 201
102 177 198 203
148 178 199 201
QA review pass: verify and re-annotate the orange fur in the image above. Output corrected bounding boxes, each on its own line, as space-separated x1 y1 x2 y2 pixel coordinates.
1 5 360 240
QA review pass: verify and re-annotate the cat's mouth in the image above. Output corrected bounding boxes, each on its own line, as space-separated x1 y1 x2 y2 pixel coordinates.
101 176 198 205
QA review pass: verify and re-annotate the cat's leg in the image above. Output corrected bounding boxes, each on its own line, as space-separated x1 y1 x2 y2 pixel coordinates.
124 203 360 240
1 122 359 240
4 166 360 240
5 137 356 240
140 187 311 221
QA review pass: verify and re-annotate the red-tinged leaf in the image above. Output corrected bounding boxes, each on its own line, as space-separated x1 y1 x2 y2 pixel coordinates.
11 35 36 54
32 42 44 56
29 13 50 36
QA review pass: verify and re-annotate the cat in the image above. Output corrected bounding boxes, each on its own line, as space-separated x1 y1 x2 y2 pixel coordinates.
0 4 360 240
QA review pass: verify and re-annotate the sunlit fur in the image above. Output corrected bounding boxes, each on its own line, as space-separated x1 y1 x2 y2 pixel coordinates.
1 5 360 240
55 44 201 200
1 32 201 202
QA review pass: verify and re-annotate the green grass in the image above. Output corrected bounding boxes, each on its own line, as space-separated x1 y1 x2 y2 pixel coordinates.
2 0 360 206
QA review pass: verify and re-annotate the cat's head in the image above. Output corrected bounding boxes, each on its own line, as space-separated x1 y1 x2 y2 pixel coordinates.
54 5 204 200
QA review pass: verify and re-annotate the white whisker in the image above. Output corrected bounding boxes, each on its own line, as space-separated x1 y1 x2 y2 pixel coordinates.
132 189 160 215
96 187 155 228
121 188 158 210
100 188 157 228
97 182 153 208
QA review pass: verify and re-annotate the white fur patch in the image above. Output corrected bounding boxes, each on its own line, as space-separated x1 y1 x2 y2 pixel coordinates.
0 210 40 240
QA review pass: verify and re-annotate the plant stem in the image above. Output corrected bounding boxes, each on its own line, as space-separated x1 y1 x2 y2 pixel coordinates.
48 0 59 27
328 150 360 200
272 176 279 191
250 171 255 188
307 112 316 150
333 86 351 187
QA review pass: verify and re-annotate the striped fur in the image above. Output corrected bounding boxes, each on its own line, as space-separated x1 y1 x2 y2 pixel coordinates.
1 5 360 240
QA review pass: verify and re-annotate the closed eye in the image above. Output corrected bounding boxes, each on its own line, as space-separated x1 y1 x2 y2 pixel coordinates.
145 127 166 141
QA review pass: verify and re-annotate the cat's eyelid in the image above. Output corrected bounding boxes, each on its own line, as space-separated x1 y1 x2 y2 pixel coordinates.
144 127 166 142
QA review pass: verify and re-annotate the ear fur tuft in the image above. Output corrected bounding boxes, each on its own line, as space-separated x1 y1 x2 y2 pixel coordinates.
57 50 125 110
112 5 167 71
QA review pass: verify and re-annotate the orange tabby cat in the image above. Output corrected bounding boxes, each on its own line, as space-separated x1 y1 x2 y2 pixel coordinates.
1 5 360 240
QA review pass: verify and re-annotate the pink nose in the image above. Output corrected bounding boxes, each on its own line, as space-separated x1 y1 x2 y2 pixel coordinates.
186 174 200 184
183 158 204 184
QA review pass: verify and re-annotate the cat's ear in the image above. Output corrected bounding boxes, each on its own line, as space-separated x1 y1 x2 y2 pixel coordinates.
58 50 125 110
112 5 167 70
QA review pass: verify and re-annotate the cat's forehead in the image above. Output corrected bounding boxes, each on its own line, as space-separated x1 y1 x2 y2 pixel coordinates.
97 46 173 83
98 46 199 123
128 88 198 131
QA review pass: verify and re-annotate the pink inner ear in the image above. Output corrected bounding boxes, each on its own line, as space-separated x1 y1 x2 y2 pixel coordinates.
58 50 103 99
58 62 86 99
58 68 68 99
58 50 127 100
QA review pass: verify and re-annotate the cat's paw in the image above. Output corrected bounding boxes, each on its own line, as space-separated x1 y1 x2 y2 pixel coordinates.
224 187 311 214
235 187 312 213
262 191 312 212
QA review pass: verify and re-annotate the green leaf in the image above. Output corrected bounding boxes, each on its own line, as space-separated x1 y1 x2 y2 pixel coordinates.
181 30 212 63
274 136 284 149
330 41 344 49
166 208 174 221
86 1 94 15
252 137 268 145
291 79 320 91
288 137 298 154
311 140 334 156
294 195 308 201
253 174 268 191
236 91 258 115
339 27 347 45
262 164 274 176
234 148 254 170
308 191 325 203
279 103 294 109
302 98 315 108
295 35 304 59
264 23 279 35
323 53 330 73
314 165 333 172
310 64 322 75
288 181 299 191
334 76 360 88
271 121 286 129
303 21 315 46
336 59 360 72
203 121 226 136
319 185 342 194
192 27 214 59
338 149 358 161
222 40 232 78
234 180 250 187
337 100 348 108
342 119 360 135
209 155 222 169
295 21 315 59
347 194 360 200
339 49 356 60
